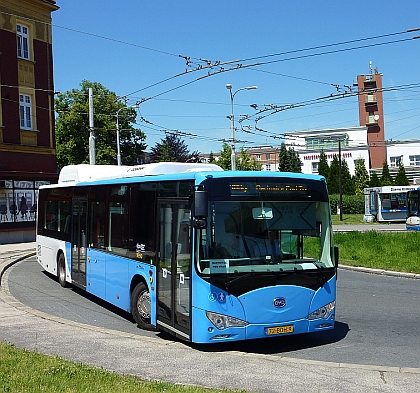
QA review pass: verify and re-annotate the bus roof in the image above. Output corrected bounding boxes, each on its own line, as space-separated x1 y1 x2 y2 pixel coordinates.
363 185 418 194
58 163 224 185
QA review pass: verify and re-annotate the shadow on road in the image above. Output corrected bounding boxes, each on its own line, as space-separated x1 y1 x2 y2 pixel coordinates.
190 321 349 355
42 270 349 355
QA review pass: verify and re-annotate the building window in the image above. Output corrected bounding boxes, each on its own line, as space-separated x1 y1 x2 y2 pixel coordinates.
354 159 365 168
312 162 319 173
305 135 348 150
256 154 261 161
0 180 48 224
17 23 30 60
266 153 271 160
20 94 32 129
409 155 420 166
265 164 271 171
390 156 402 167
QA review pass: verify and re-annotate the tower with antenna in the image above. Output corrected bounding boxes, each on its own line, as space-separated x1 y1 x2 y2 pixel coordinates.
354 62 386 169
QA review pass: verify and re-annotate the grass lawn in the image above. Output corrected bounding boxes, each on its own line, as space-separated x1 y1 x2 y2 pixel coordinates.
332 214 367 225
333 231 420 274
0 342 241 393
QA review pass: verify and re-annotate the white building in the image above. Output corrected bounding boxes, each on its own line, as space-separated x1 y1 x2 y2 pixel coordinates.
200 128 420 182
283 126 370 176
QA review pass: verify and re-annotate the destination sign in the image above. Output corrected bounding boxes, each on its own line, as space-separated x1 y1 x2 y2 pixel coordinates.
230 182 308 196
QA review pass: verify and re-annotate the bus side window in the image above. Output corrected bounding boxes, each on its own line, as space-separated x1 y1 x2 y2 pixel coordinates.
108 202 129 255
89 201 106 249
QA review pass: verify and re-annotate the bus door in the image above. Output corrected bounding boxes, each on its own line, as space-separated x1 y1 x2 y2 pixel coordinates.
71 198 88 288
157 201 191 340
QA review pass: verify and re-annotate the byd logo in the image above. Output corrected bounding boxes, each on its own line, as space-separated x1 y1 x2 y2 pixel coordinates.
273 297 286 308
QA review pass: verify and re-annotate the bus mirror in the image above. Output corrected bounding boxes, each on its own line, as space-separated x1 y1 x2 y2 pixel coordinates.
194 190 208 218
333 246 339 269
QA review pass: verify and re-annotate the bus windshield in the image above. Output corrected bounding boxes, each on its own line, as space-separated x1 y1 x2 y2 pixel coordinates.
196 200 333 275
407 191 419 216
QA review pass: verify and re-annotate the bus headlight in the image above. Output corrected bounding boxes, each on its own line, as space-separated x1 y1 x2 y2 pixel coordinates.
307 301 335 320
206 311 249 330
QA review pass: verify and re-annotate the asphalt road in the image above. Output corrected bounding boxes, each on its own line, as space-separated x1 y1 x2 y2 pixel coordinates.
6 256 420 369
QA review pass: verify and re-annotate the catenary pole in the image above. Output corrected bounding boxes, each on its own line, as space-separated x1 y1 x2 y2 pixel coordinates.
89 87 96 165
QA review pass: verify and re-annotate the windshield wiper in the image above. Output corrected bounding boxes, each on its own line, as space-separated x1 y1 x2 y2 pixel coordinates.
225 272 256 286
305 260 328 284
224 272 258 294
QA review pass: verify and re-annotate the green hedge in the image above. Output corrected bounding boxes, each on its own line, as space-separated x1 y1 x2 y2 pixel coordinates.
329 194 364 214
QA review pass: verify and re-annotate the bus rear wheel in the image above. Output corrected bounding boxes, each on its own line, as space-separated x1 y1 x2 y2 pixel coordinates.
131 282 155 331
57 253 68 288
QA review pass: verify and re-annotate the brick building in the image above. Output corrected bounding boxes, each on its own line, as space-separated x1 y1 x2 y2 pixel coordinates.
0 0 59 242
353 65 387 169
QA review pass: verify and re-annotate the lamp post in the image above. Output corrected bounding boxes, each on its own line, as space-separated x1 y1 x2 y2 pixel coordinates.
226 84 258 170
115 105 138 166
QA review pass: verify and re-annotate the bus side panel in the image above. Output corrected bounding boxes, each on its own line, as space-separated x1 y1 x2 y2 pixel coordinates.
103 254 130 310
36 235 68 278
86 248 106 299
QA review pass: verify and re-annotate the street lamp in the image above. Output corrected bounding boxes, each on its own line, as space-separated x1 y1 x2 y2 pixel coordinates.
226 84 258 170
116 105 139 166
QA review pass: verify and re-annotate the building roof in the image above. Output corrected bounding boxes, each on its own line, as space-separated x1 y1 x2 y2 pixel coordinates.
283 126 367 137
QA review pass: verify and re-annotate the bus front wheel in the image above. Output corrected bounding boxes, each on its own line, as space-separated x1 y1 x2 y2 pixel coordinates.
57 253 68 288
131 282 155 331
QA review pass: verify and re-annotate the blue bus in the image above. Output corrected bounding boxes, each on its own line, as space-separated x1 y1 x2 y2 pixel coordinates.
406 187 420 231
37 163 337 343
363 186 418 223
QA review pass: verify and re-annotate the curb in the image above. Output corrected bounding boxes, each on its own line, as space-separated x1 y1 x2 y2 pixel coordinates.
338 264 420 279
0 251 36 286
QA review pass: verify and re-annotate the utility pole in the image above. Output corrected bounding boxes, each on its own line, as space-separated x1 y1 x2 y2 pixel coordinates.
338 139 343 221
225 84 258 171
88 87 96 165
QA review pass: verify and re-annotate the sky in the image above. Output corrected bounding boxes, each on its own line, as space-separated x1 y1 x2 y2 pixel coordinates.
50 1 420 155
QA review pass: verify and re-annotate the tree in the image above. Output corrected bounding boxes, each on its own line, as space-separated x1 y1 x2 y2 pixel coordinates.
278 143 302 173
369 171 381 187
318 149 329 180
289 147 302 173
394 159 410 186
216 143 232 170
327 156 340 194
353 158 370 195
216 144 261 171
236 147 262 171
208 151 215 163
341 159 355 195
55 80 146 167
380 161 393 186
149 133 199 163
278 143 289 172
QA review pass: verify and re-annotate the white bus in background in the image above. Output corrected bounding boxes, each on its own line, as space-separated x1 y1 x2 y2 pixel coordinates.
363 186 418 222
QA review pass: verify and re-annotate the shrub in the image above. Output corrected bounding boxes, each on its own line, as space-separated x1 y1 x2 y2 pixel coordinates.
329 194 364 214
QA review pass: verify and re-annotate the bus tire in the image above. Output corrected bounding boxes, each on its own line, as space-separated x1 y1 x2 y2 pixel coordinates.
131 282 155 331
57 253 68 288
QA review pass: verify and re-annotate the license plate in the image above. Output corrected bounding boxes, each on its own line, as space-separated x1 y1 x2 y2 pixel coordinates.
267 325 294 335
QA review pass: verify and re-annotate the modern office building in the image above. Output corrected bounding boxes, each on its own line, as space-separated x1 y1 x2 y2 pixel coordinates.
0 0 59 243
